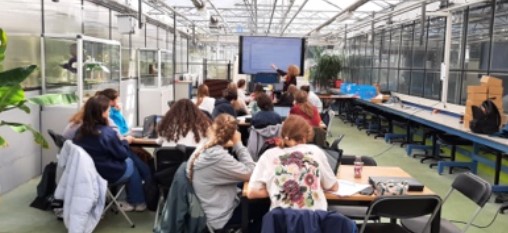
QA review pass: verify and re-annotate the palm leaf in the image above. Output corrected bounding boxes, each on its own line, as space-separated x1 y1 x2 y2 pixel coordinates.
28 93 78 105
0 85 25 112
0 135 5 148
0 121 49 148
0 28 7 63
0 65 37 86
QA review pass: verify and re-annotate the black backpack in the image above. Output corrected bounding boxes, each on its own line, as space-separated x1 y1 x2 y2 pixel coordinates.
470 99 501 134
30 162 57 210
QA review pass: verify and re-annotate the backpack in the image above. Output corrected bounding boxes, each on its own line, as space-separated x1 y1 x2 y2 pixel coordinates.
30 162 57 210
470 99 501 135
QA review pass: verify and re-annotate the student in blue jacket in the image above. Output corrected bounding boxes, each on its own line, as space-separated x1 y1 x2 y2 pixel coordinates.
74 95 146 212
97 88 129 135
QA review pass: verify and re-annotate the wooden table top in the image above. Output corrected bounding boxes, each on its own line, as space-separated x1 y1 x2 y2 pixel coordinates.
317 94 357 100
130 137 161 147
243 165 434 201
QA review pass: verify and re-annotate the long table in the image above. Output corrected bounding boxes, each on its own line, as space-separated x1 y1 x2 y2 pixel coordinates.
356 99 508 191
241 165 439 233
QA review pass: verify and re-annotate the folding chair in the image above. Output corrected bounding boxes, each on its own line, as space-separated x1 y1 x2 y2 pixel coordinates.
153 145 193 230
48 129 66 150
359 195 442 233
401 173 492 233
326 109 335 137
103 180 135 228
329 155 379 221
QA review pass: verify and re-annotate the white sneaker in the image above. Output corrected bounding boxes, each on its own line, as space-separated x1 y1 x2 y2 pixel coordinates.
135 203 147 212
119 201 135 212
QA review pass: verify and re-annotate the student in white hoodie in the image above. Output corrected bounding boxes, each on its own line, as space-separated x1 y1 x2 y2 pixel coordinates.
192 84 215 115
186 114 255 230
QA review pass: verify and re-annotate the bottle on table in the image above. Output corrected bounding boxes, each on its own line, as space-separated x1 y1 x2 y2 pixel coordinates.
354 156 364 178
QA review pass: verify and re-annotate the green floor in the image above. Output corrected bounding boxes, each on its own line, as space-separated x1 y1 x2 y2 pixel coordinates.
0 119 507 233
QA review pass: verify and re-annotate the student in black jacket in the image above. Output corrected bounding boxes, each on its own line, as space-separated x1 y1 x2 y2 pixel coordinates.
252 93 282 129
212 87 238 118
73 95 146 212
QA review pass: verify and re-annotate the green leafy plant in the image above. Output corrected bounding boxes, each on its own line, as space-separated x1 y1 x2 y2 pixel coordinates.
311 54 343 88
0 28 77 148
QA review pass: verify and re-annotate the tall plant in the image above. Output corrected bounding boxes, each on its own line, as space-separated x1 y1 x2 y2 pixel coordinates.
0 28 77 148
311 54 343 88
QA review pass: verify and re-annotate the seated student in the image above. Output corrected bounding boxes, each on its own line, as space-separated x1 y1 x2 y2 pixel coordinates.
157 99 212 147
73 95 146 212
186 114 255 230
290 91 322 127
300 85 323 113
192 84 215 115
237 79 250 103
228 82 250 116
247 115 338 210
276 84 297 107
62 109 84 140
251 93 283 129
212 88 238 118
249 84 266 115
97 88 129 136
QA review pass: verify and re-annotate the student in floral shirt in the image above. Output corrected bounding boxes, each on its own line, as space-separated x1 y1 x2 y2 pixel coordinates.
247 115 339 210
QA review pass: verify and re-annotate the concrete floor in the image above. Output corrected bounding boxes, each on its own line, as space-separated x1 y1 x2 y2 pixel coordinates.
0 118 507 233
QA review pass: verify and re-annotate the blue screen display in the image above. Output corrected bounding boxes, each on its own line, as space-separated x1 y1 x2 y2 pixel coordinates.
240 36 304 75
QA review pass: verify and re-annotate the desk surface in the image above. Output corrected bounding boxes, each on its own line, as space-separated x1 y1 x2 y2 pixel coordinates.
130 137 161 147
363 100 508 152
317 94 357 100
237 116 327 129
242 165 434 201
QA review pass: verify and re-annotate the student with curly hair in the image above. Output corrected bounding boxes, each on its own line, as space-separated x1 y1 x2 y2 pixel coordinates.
290 90 322 127
157 99 212 147
247 115 338 210
186 114 255 230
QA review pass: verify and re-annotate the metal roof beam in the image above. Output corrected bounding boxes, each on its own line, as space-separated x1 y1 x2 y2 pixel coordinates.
266 0 278 34
280 0 310 35
305 0 370 36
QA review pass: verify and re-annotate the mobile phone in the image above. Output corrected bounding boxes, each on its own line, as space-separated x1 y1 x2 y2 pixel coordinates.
359 186 374 195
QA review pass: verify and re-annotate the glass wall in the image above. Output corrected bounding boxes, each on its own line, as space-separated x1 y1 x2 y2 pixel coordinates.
343 1 508 108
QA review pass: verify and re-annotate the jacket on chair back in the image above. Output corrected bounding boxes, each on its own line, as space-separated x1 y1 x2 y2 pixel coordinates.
156 162 208 233
261 207 357 233
54 140 107 233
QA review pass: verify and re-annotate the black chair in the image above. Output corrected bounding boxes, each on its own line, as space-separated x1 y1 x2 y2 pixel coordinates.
48 129 66 150
432 134 473 174
329 155 379 221
401 173 492 233
359 195 442 233
153 145 193 230
201 109 213 120
323 135 345 174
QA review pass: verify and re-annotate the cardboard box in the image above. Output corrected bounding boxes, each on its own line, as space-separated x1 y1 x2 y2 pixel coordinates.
466 99 483 106
467 85 488 94
464 113 472 129
465 104 473 115
488 86 504 95
467 93 488 102
480 75 503 86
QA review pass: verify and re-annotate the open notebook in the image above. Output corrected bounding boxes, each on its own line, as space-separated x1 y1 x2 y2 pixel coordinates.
334 179 371 197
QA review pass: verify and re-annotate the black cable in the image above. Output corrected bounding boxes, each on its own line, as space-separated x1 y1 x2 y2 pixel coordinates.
449 205 502 229
372 144 396 158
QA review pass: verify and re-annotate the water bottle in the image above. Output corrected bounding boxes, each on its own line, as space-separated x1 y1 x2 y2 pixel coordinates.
354 156 364 178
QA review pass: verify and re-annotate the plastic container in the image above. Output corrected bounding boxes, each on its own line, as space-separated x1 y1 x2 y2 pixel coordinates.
354 156 364 178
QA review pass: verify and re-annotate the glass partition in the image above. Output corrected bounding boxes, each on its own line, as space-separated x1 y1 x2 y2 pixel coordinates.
138 49 158 87
160 50 173 86
43 35 121 105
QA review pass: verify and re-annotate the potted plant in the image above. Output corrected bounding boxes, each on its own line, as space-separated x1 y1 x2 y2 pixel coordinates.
0 28 77 148
310 54 343 94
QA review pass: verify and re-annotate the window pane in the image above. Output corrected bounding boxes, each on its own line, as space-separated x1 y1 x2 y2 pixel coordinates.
410 70 424 97
412 22 426 69
379 69 388 90
398 70 411 94
83 2 109 38
427 17 445 70
491 2 508 71
450 11 465 69
380 30 390 67
447 72 462 104
388 69 398 91
400 24 414 68
464 4 492 71
371 68 380 84
423 72 441 100
460 72 486 104
146 24 158 49
373 31 382 67
389 28 401 68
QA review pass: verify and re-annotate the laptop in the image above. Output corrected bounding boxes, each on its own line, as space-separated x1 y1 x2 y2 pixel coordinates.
368 176 425 192
142 115 163 138
274 106 291 119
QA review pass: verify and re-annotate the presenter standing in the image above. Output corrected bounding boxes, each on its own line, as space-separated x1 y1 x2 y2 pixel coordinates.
271 64 299 92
